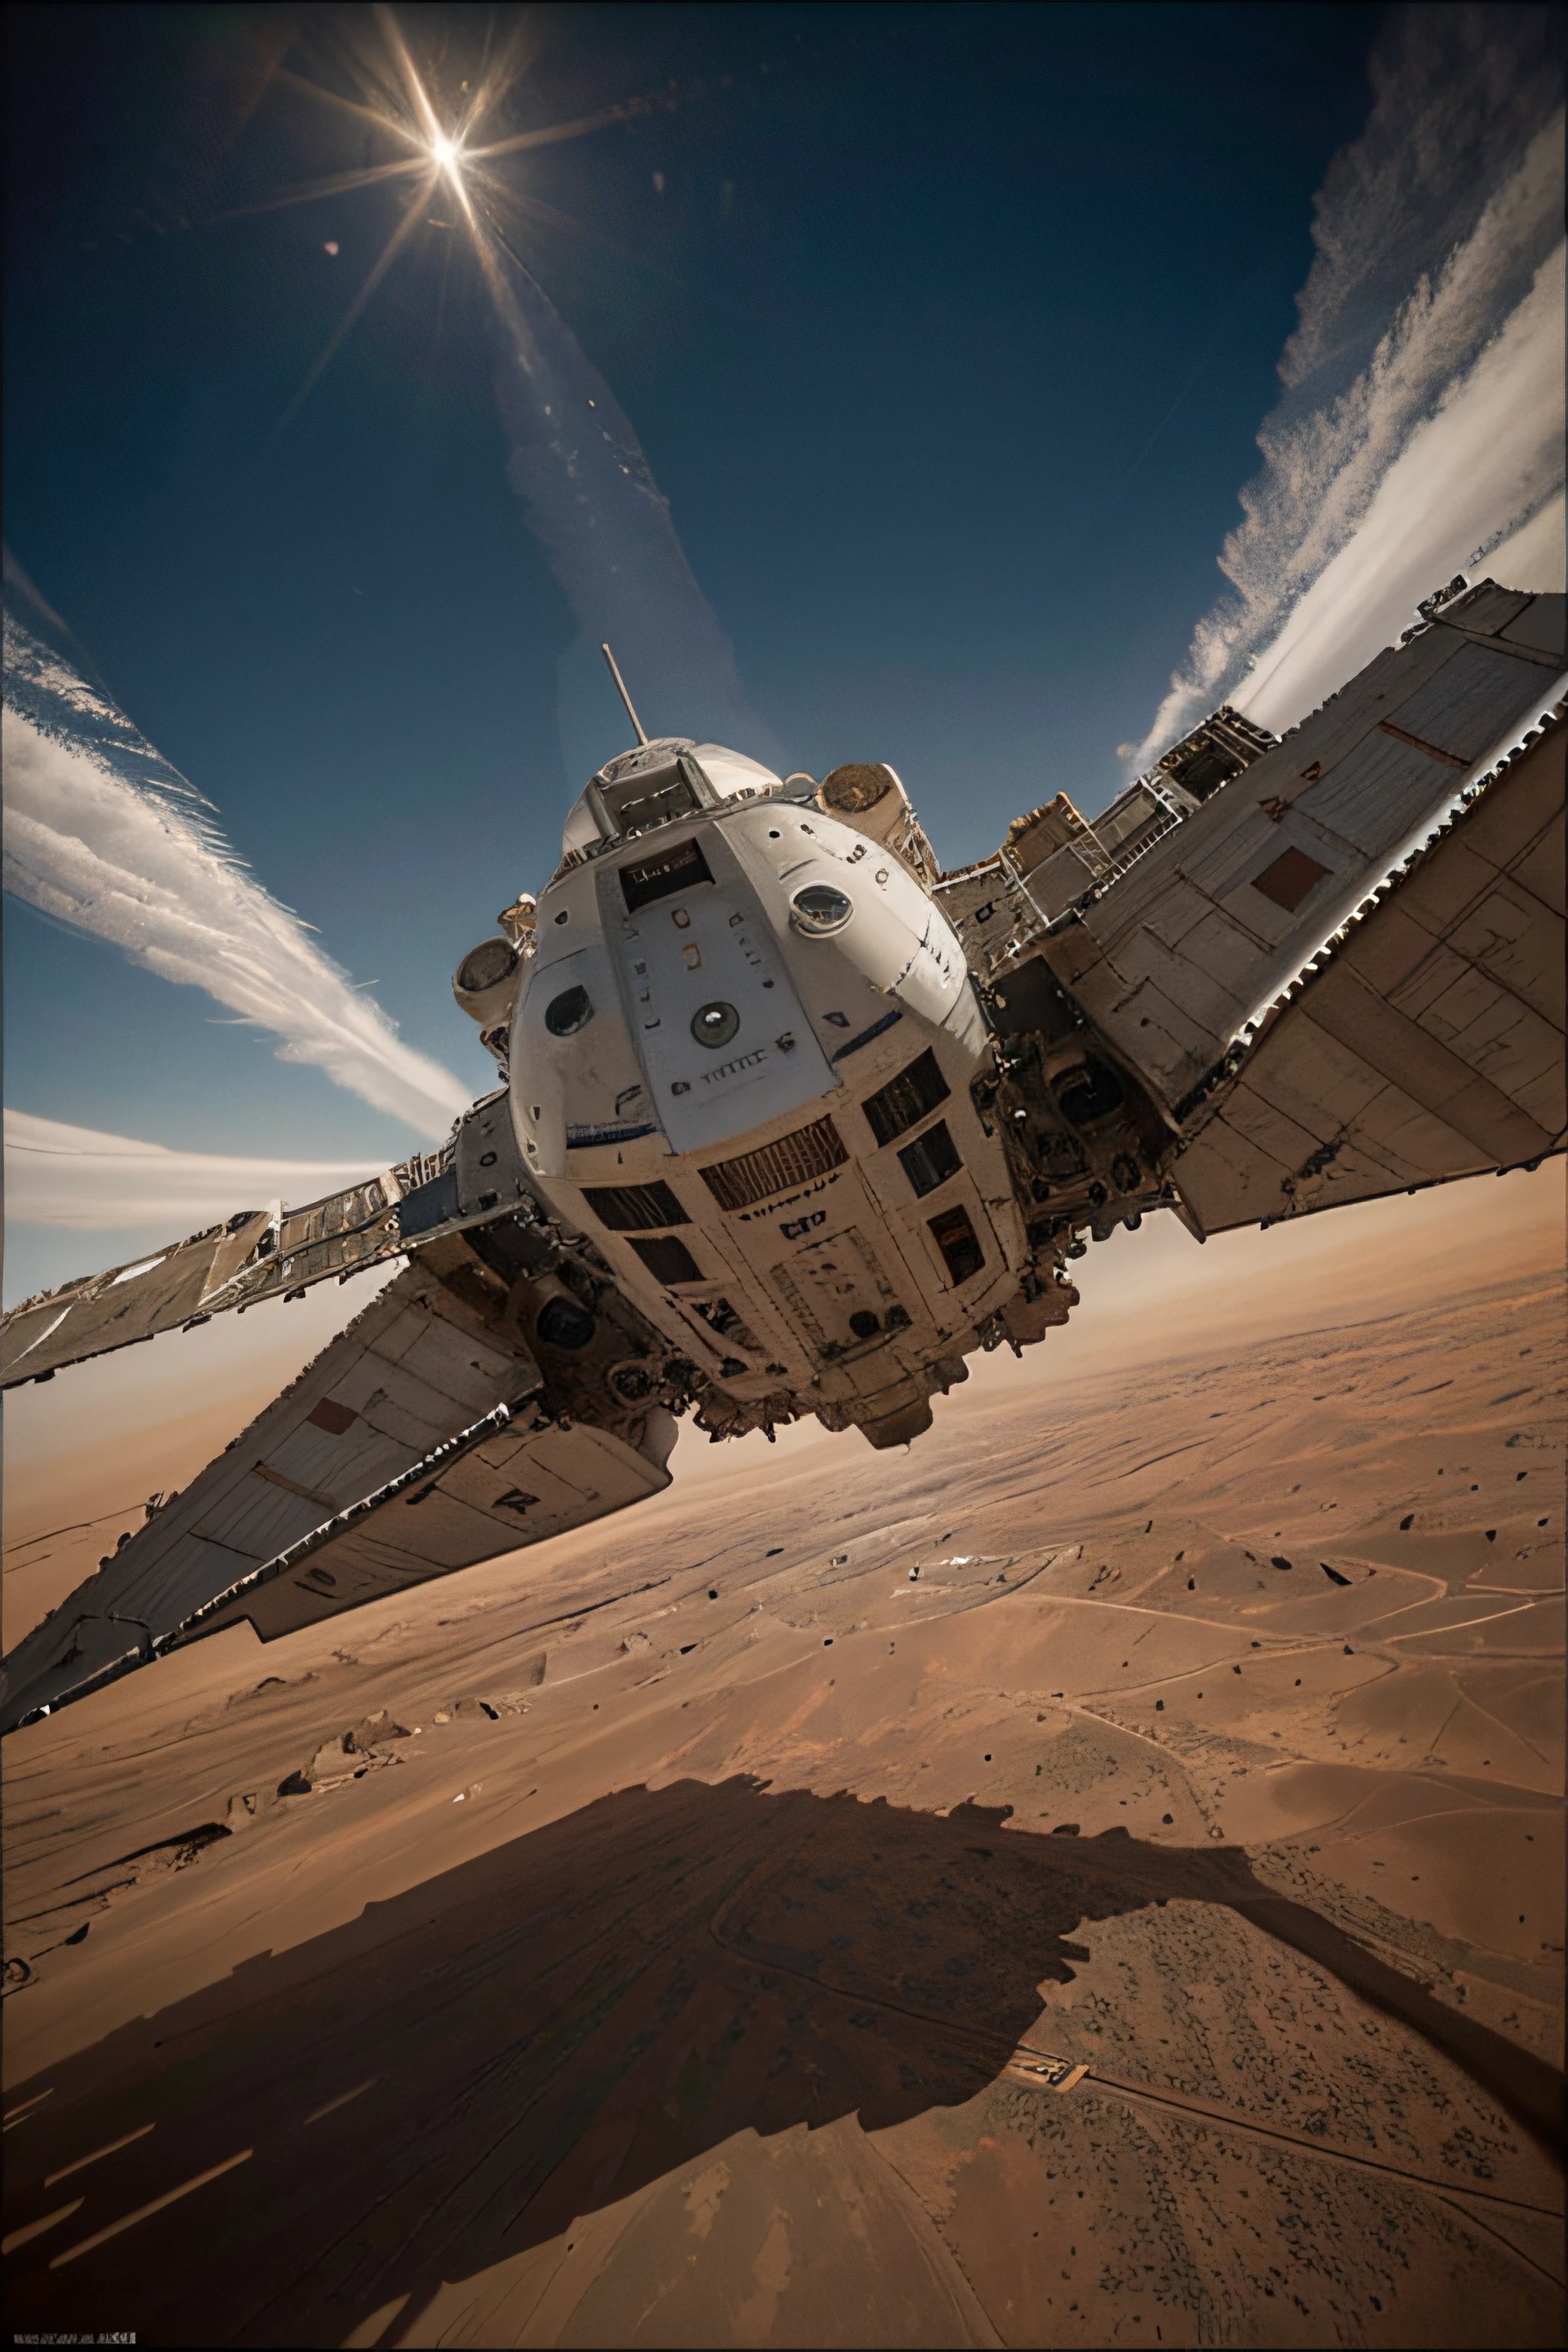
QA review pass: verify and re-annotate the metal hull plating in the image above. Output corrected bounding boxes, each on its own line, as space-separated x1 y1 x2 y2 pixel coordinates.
2 577 1560 1733
514 789 1044 1448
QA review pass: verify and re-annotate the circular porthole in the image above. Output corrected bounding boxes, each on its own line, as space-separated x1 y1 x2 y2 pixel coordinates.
544 984 593 1037
1052 1057 1124 1126
789 882 853 935
536 1295 597 1350
691 1000 740 1049
456 938 518 994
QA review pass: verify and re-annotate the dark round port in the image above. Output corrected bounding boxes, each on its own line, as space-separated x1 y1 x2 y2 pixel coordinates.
609 1363 652 1400
544 984 593 1037
848 1309 881 1340
691 1000 740 1048
1052 1057 1125 1126
537 1296 597 1350
457 938 518 995
790 883 853 935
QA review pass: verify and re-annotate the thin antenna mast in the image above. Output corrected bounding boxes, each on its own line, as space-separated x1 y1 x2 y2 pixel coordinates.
600 642 648 746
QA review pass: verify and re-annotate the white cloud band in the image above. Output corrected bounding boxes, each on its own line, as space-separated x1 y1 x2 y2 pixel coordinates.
4 1109 382 1231
2 619 471 1141
1130 18 1564 767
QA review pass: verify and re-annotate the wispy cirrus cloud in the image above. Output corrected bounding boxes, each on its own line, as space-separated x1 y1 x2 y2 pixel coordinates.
1243 239 1565 732
1131 5 1564 766
3 1109 381 1230
2 577 471 1142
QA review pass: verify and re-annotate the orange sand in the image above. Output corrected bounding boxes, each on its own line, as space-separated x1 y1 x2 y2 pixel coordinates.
2 1171 1563 2347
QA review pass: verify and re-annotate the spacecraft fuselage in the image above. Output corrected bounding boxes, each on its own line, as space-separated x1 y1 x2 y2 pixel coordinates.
3 577 1562 1731
501 738 1043 1449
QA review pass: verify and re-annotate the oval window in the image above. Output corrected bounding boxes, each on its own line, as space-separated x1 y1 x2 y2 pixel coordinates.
537 1295 597 1351
790 883 853 936
691 1001 740 1049
544 984 593 1037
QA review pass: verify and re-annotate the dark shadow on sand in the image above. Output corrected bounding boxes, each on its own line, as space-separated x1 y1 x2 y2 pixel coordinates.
5 1777 1562 2346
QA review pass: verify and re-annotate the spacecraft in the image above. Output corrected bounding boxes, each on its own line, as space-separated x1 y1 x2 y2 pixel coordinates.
2 579 1563 1733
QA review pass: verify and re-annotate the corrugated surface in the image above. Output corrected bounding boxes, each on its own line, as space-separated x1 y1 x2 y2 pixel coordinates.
0 1260 545 1732
699 1116 850 1212
1169 720 1565 1235
229 1419 671 1639
1051 599 1564 1113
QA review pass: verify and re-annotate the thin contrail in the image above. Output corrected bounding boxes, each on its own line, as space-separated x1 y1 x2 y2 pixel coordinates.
2 577 470 1141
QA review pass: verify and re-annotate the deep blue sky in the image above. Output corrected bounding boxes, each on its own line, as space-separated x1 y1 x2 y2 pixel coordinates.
5 1 1383 1162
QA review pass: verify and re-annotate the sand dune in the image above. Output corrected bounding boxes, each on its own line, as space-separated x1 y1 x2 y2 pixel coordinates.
2 1203 1563 2344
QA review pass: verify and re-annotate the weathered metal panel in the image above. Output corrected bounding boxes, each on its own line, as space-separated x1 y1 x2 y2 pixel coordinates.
1111 923 1255 1041
1447 584 1537 638
0 1090 556 1390
1384 639 1560 762
1513 810 1566 918
1171 906 1286 998
1065 609 1563 1119
1292 728 1459 859
1169 718 1564 1236
1086 632 1463 950
0 1259 547 1730
1291 968 1550 1161
225 1419 669 1640
1499 592 1566 656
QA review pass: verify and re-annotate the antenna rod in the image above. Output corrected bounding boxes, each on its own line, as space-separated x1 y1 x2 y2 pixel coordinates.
600 642 648 746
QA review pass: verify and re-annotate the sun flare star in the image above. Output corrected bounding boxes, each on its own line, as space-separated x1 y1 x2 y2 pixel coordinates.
247 7 645 433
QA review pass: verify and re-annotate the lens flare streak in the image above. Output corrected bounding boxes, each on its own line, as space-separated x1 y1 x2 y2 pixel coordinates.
246 5 650 430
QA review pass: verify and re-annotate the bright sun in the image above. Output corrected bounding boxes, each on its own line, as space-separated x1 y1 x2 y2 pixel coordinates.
250 6 642 431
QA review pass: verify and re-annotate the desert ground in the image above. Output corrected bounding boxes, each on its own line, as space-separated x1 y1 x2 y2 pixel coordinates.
2 1173 1563 2348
